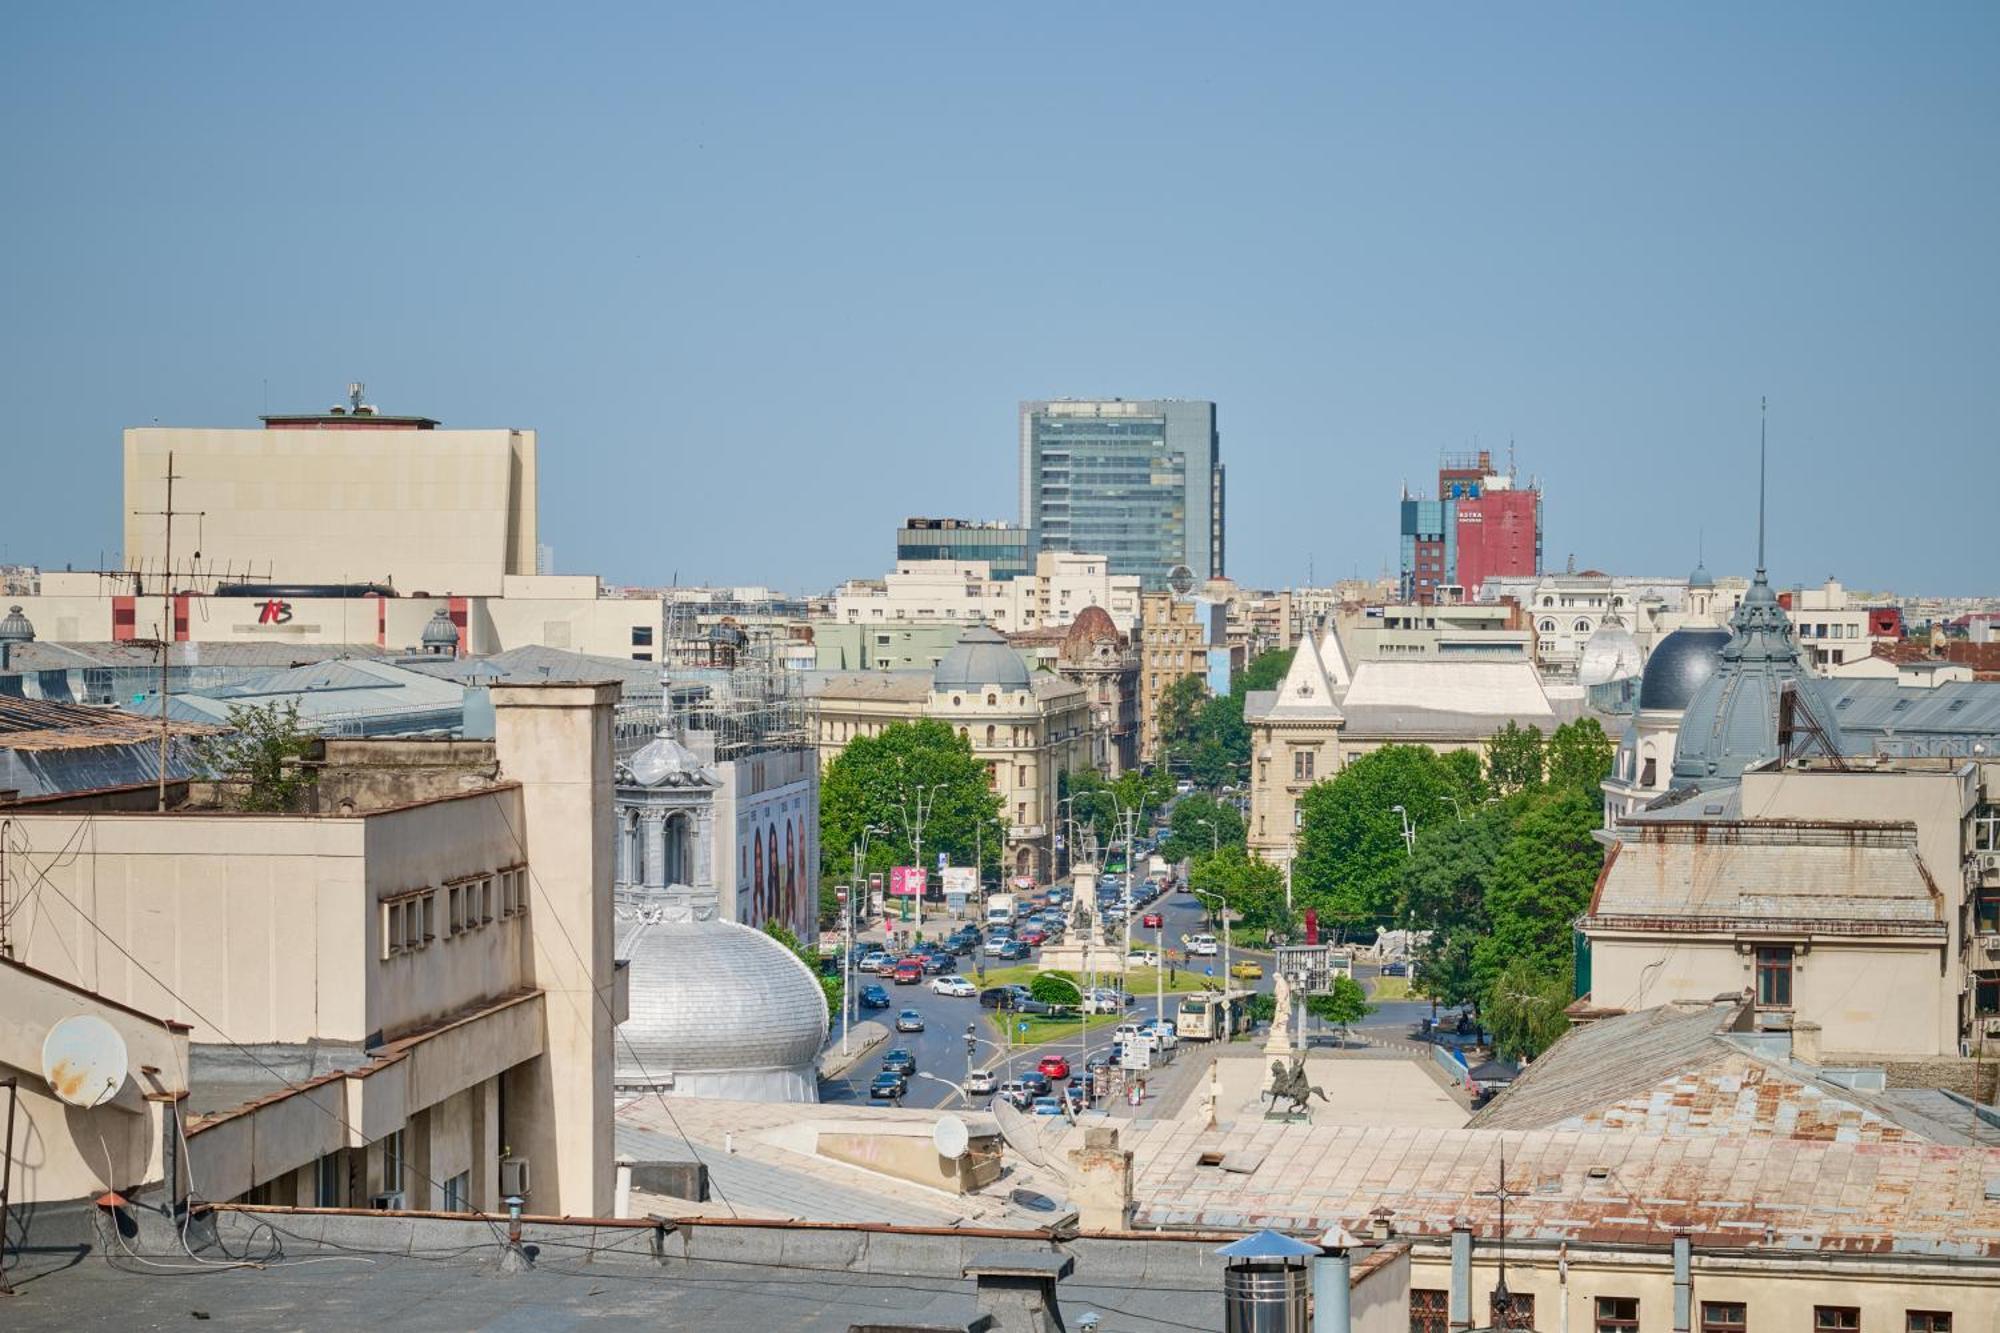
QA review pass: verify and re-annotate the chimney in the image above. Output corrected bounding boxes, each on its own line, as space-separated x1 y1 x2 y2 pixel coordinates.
1450 1223 1473 1332
1792 1020 1822 1066
1673 1234 1693 1333
964 1251 1074 1333
1314 1226 1362 1333
491 681 620 1218
1066 1126 1132 1233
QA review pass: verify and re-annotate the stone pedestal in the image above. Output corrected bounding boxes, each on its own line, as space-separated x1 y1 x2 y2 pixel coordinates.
1263 973 1296 1068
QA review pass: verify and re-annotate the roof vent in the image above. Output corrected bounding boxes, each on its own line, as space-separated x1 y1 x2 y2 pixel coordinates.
1986 1178 2000 1202
1585 1166 1610 1182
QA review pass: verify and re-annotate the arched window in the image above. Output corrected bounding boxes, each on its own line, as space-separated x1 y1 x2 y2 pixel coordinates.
1542 596 1554 608
1574 619 1592 634
986 724 996 745
987 693 997 706
1539 619 1557 633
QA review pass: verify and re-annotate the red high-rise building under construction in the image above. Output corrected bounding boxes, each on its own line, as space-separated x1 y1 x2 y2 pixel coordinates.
1400 449 1542 601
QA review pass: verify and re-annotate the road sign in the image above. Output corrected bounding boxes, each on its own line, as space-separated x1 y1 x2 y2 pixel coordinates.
1019 1021 1030 1033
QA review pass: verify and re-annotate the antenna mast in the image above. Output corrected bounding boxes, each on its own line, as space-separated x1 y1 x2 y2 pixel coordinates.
1756 396 1767 576
130 452 203 811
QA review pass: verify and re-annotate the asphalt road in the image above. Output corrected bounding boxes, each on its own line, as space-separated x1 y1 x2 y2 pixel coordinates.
821 882 1237 1109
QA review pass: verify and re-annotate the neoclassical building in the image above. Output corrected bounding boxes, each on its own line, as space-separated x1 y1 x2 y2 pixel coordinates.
809 625 1094 880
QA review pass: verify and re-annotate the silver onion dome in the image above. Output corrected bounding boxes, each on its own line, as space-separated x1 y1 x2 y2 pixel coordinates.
616 917 828 1102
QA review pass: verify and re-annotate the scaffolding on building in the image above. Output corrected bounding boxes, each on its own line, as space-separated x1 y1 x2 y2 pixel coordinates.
658 600 816 763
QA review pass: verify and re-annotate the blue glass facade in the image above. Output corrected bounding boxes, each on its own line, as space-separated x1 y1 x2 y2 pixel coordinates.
895 519 1031 579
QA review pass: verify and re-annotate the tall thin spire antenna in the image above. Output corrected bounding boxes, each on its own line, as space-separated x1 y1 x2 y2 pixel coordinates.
1756 396 1767 575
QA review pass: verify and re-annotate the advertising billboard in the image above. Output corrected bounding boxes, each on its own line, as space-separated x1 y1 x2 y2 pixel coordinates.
888 866 928 898
941 866 977 900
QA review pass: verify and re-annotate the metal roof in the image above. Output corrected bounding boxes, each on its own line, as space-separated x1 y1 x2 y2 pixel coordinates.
1826 676 2000 748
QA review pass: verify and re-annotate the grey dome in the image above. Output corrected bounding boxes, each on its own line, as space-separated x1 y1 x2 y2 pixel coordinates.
932 624 1030 692
623 732 712 788
1578 622 1643 687
0 604 33 645
616 917 827 1101
420 608 459 648
1637 626 1730 712
1670 575 1844 787
1688 561 1715 590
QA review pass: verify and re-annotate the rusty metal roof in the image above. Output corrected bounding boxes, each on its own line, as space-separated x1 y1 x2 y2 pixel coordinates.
1127 1119 2000 1257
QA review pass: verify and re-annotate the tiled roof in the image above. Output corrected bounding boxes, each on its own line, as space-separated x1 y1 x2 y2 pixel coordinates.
1125 1119 2000 1255
1471 1001 1998 1146
1587 821 1944 934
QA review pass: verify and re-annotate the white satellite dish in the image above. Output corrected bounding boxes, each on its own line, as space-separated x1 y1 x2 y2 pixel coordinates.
42 1014 130 1109
933 1114 971 1161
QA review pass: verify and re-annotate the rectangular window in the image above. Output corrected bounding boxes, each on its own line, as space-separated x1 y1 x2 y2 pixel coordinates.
448 885 464 935
480 878 494 924
442 1171 471 1213
1756 945 1793 1008
315 1152 343 1207
1815 1310 1859 1333
405 899 426 952
1975 974 2000 1016
380 1130 405 1196
1410 1289 1449 1333
1293 750 1314 782
1974 804 2000 853
631 626 654 647
1906 1316 1950 1333
420 893 436 945
1702 1302 1747 1333
1597 1298 1640 1333
384 902 403 959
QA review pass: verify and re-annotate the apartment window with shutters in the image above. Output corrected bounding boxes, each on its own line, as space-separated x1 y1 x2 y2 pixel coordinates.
1906 1315 1950 1333
1701 1302 1746 1333
1756 946 1794 1008
1410 1289 1449 1333
1596 1297 1640 1333
1815 1309 1860 1333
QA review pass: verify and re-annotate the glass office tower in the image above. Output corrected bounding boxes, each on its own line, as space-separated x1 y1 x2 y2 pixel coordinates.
894 518 1032 579
1018 399 1223 591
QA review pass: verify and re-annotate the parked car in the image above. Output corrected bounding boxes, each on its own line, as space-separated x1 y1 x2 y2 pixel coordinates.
1126 949 1161 969
1141 911 1163 929
1031 1096 1065 1117
995 940 1029 961
859 984 891 1010
880 1048 917 1075
1229 959 1264 980
1037 1054 1071 1080
893 960 923 985
997 1079 1032 1109
1082 987 1126 1014
869 1071 907 1100
895 1009 925 1033
1382 961 1409 977
932 975 976 998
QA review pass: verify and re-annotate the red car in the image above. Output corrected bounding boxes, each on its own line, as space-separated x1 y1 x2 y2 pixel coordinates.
893 960 923 985
1037 1054 1071 1080
1018 927 1047 947
1141 911 1163 929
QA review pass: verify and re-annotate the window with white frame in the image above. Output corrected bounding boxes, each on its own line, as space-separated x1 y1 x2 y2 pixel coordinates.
1973 804 2000 853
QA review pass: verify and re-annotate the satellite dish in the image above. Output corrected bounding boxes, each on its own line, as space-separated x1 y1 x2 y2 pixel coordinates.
1168 565 1196 597
42 1015 130 1109
933 1114 971 1161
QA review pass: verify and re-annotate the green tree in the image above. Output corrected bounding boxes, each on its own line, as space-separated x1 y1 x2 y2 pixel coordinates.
1484 957 1572 1060
1473 785 1604 987
1064 765 1172 855
1305 975 1374 1029
763 921 842 1019
1160 793 1245 864
1188 847 1290 935
193 700 316 812
1546 717 1616 793
1396 806 1513 1010
1156 675 1210 749
1235 647 1295 695
1484 721 1546 793
1029 970 1084 1007
819 720 1004 884
1157 648 1292 791
1292 745 1485 933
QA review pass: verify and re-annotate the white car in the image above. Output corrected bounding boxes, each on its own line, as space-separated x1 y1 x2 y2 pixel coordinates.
1113 1022 1159 1051
1139 1018 1179 1050
1082 987 1127 1015
1185 933 1219 957
931 975 976 998
1125 950 1161 970
965 1068 998 1095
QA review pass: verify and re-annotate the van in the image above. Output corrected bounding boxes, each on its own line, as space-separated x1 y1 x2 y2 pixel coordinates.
1185 933 1218 957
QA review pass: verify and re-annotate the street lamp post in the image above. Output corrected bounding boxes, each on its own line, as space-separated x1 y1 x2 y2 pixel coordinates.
843 823 890 1056
915 1070 968 1108
1193 886 1233 1033
1389 804 1416 856
897 783 948 933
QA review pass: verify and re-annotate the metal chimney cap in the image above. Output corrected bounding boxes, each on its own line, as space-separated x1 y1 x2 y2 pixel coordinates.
1215 1229 1320 1261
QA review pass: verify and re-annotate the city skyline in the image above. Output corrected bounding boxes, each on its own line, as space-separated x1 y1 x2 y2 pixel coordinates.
2 6 1995 596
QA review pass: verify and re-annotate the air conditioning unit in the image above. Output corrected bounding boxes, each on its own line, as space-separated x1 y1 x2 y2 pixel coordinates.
369 1191 405 1211
1985 1018 2000 1039
1977 851 2000 878
500 1157 531 1200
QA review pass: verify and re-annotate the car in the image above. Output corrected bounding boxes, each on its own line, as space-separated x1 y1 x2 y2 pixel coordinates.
920 952 951 975
932 974 976 998
1031 1096 1065 1117
965 1068 998 1096
1125 950 1160 969
1383 961 1409 977
869 1071 907 1099
859 950 891 972
1018 927 1047 947
1082 987 1126 1015
1113 1023 1159 1052
1176 780 1195 795
1064 1078 1089 1109
996 940 1029 961
895 1009 925 1033
859 984 891 1009
893 960 923 985
1020 1070 1052 1097
983 937 1015 958
978 986 1015 1009
1037 1054 1071 1080
1141 911 1163 929
1229 959 1264 980
997 1079 1032 1109
1139 1019 1179 1050
1084 1049 1114 1073
875 955 902 977
1185 933 1219 957
880 1048 917 1075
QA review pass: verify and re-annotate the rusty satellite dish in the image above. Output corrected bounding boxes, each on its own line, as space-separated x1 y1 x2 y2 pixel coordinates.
42 1014 129 1109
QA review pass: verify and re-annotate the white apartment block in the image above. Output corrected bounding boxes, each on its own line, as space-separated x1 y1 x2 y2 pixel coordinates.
831 552 1141 634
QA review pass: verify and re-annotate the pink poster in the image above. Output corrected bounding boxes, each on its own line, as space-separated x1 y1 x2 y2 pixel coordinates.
888 866 927 898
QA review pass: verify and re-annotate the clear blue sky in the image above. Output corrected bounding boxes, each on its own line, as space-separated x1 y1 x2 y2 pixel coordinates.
3 5 1995 595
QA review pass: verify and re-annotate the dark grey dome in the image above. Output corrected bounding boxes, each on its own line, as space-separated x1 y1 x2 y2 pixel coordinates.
1671 575 1844 787
420 607 459 648
933 624 1030 692
0 604 33 645
1637 626 1730 712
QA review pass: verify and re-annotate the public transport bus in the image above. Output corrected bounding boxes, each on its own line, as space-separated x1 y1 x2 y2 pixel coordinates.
1175 990 1251 1041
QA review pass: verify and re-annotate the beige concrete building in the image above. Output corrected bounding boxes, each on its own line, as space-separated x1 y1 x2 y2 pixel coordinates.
1244 626 1565 866
124 400 536 597
1138 591 1210 762
808 626 1093 880
830 552 1142 635
0 682 622 1218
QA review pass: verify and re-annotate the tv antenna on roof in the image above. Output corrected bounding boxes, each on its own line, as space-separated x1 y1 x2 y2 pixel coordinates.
348 381 367 412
